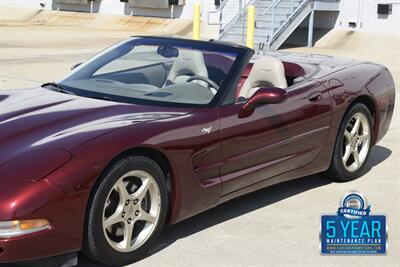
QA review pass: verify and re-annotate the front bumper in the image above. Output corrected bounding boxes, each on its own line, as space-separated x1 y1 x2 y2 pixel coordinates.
0 179 81 263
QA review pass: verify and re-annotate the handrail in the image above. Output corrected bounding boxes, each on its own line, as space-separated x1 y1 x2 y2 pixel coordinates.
261 0 295 16
261 0 278 16
268 0 296 38
269 0 311 41
211 0 312 50
207 0 230 26
220 0 246 35
222 0 255 35
207 0 255 35
256 0 295 29
255 0 309 49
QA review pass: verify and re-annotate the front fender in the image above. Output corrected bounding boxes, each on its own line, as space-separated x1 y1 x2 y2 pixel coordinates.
0 178 82 262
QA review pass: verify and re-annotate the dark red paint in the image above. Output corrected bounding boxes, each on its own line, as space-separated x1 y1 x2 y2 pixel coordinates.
0 39 395 263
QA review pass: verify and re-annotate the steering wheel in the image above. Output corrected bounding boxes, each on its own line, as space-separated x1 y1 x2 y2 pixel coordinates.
186 75 220 92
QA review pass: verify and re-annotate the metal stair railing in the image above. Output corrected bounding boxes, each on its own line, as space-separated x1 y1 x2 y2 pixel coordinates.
261 0 295 16
269 0 311 44
207 0 254 36
256 0 311 50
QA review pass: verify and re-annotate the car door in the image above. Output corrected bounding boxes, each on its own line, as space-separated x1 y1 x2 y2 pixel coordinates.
219 80 332 195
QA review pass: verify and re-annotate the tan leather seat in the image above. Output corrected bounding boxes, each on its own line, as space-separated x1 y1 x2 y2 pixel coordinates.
239 56 288 99
166 49 208 86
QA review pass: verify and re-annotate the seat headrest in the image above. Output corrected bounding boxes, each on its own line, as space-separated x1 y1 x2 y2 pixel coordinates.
239 56 288 99
166 49 208 84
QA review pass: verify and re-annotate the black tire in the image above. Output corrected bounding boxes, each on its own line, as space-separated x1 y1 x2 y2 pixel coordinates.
324 103 373 181
83 155 169 266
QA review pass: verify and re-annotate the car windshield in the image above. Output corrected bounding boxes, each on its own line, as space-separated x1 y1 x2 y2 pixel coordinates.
56 37 243 107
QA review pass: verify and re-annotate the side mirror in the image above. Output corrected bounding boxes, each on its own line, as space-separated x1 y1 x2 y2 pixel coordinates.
71 62 82 70
239 87 287 118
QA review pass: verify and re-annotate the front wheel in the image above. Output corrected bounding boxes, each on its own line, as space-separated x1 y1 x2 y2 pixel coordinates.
83 155 169 266
325 103 373 181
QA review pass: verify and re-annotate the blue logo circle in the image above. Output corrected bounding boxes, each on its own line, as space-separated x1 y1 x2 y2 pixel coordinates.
338 191 370 219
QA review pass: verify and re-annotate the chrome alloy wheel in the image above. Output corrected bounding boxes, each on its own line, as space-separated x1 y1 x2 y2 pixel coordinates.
102 170 161 252
342 112 371 172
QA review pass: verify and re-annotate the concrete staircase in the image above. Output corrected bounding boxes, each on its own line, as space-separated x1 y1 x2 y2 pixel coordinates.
213 0 314 50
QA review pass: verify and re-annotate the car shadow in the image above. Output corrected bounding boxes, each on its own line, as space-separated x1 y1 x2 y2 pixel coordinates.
362 145 392 174
149 146 392 255
3 146 390 267
77 145 391 266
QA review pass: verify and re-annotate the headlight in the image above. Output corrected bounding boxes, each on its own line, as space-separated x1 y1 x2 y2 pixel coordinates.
0 219 50 238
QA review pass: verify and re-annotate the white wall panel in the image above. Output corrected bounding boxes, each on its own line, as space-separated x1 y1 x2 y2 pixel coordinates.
1 0 399 34
336 0 400 34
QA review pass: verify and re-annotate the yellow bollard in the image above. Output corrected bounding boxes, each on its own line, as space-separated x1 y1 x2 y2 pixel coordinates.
193 3 201 40
246 5 255 49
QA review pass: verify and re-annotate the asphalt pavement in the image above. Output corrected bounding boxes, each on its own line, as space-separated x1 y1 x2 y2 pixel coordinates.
0 24 399 267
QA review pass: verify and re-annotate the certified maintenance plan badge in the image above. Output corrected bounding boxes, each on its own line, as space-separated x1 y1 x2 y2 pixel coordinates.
320 191 387 254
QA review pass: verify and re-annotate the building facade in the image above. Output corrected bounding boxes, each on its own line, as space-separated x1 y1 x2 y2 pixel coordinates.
1 0 399 41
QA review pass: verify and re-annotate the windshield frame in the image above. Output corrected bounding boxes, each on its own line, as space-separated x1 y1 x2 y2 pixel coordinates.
55 36 251 108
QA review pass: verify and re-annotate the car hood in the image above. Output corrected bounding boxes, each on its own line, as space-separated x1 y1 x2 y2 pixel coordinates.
0 88 193 166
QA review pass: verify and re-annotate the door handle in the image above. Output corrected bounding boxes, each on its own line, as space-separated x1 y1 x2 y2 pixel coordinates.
308 93 322 102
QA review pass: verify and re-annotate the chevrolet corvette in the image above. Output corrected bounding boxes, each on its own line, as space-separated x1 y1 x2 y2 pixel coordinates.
0 36 395 266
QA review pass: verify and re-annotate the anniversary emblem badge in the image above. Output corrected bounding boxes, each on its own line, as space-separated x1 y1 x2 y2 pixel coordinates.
320 191 387 254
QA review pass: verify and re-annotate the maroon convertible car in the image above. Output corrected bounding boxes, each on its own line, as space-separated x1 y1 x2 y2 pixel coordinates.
0 36 395 266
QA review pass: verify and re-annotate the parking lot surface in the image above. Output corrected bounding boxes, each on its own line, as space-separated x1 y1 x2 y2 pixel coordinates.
0 23 399 267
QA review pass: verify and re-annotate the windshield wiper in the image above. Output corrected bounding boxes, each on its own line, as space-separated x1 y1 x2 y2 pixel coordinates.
42 82 76 95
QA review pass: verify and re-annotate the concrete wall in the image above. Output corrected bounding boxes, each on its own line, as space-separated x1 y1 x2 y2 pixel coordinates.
335 0 400 34
285 11 339 47
297 10 339 28
1 0 399 34
0 0 218 19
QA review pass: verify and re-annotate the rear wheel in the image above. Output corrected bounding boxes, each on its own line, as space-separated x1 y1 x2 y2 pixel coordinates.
83 155 168 266
325 103 373 181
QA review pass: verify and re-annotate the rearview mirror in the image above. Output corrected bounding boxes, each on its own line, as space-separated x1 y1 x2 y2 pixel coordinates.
157 46 179 58
239 87 287 118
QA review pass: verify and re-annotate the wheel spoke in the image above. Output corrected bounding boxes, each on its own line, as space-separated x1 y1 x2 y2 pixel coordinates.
138 208 157 224
122 221 134 249
352 150 360 167
351 115 361 135
358 133 369 142
342 112 371 173
343 145 351 163
114 179 130 204
344 129 352 141
133 178 152 201
104 210 123 229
